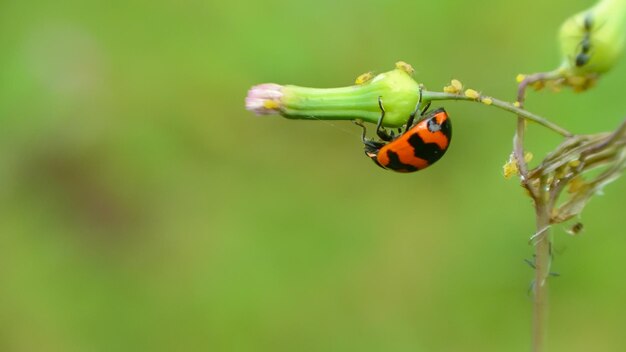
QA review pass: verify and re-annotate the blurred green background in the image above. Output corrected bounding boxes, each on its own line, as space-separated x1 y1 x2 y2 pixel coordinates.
1 0 625 351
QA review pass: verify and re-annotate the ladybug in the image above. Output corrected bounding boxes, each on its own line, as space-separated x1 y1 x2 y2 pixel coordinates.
355 96 452 173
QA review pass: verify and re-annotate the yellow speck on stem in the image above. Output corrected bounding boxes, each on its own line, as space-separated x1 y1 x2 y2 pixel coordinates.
395 61 415 75
513 101 521 108
503 154 520 179
503 162 519 179
524 152 533 163
355 72 374 85
464 89 480 99
567 76 586 87
546 80 563 93
451 79 462 90
566 75 598 92
568 176 586 193
443 79 463 94
481 97 493 105
555 167 568 179
516 74 526 83
531 80 545 91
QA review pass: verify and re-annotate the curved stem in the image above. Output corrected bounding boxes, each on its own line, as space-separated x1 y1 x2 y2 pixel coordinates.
516 71 563 105
421 91 573 137
514 71 565 197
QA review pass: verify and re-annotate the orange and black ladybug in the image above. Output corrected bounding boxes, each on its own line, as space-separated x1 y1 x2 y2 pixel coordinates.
355 96 452 173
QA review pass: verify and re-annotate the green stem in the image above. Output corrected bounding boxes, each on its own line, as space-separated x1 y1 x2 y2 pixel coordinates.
422 91 573 137
533 194 552 352
284 85 384 116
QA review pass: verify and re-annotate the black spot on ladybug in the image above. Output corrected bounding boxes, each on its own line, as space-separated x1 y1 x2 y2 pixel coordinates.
440 117 452 139
407 133 445 164
385 150 418 172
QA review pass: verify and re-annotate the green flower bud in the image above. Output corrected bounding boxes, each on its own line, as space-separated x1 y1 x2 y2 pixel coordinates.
245 62 421 128
559 0 626 76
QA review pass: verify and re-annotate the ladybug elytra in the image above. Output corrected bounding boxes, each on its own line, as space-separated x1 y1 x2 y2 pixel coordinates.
355 96 452 173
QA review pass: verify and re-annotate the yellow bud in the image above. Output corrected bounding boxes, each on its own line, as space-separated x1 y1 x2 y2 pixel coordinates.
516 74 527 83
443 79 463 94
355 72 374 85
531 80 545 91
568 159 581 168
451 79 463 91
568 176 586 193
513 101 521 108
555 165 569 179
567 75 587 86
565 74 598 92
395 61 415 75
546 80 563 92
524 152 533 163
503 162 519 179
503 154 520 179
464 89 480 99
443 85 457 93
481 97 493 105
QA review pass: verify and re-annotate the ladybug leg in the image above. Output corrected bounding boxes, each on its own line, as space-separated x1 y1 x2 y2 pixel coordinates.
353 119 368 143
404 102 420 133
404 88 432 133
354 119 385 167
375 96 393 141
405 89 424 133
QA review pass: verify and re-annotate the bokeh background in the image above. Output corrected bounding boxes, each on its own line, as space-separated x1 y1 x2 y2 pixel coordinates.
1 0 625 351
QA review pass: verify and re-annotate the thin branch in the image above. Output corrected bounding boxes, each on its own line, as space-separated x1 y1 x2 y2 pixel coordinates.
532 198 552 352
582 117 626 157
422 91 573 137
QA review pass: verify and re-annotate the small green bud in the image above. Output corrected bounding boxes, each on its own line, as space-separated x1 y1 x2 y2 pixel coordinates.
559 0 626 76
245 63 421 128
